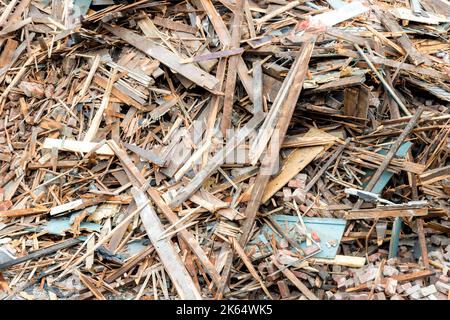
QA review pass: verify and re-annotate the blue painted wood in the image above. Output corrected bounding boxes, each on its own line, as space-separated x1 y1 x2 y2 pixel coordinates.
389 217 402 258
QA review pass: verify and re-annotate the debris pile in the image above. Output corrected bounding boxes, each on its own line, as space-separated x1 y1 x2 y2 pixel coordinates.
0 0 449 300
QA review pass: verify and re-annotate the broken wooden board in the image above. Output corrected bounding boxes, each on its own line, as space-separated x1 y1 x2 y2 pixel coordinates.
104 25 220 93
309 1 369 27
43 138 114 156
131 187 202 300
261 128 337 203
420 165 450 185
309 255 366 268
391 7 450 25
345 206 428 220
167 112 265 208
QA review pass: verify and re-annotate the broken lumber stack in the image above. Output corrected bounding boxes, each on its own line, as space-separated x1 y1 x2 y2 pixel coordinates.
0 0 448 300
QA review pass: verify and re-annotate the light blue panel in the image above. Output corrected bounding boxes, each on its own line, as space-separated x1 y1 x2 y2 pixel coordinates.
257 215 347 259
74 0 92 16
326 0 346 9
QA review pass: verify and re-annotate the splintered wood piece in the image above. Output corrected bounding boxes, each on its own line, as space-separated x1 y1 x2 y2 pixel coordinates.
153 16 198 34
180 48 244 64
0 39 19 67
107 140 222 287
124 142 165 167
0 207 48 218
197 0 254 100
43 138 114 156
254 1 301 27
220 0 244 135
377 10 432 66
75 54 101 104
231 237 273 299
346 269 434 292
215 41 315 298
76 270 106 300
104 25 220 93
303 139 349 195
272 257 319 300
310 255 366 268
0 0 19 27
131 187 202 300
345 206 428 220
354 44 411 116
0 238 82 271
105 246 154 283
419 165 450 185
252 60 264 114
84 68 117 142
353 106 425 209
92 74 145 110
261 128 336 203
167 112 265 208
239 40 315 247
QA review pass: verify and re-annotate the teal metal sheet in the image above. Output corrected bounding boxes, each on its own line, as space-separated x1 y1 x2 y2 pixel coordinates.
256 215 347 259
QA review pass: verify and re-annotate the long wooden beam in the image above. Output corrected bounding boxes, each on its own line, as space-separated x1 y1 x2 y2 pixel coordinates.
107 140 222 288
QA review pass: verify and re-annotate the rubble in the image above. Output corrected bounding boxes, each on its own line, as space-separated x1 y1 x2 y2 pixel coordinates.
0 0 448 300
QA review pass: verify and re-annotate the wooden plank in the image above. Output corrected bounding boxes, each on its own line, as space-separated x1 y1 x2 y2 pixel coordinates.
310 255 366 268
309 1 369 27
377 10 431 66
0 238 82 271
153 16 198 34
197 0 254 100
220 0 244 134
131 187 202 300
43 138 114 156
239 40 315 248
0 39 18 67
231 237 273 299
343 87 360 117
92 74 145 110
180 48 244 64
0 207 48 218
353 106 425 209
424 221 450 235
254 1 302 27
249 44 318 164
282 135 338 148
124 142 165 167
252 60 264 114
104 25 220 93
272 257 319 300
345 207 428 220
83 68 117 142
309 74 365 93
0 0 19 27
261 128 335 203
420 165 450 185
167 112 265 208
107 140 222 287
216 41 315 298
